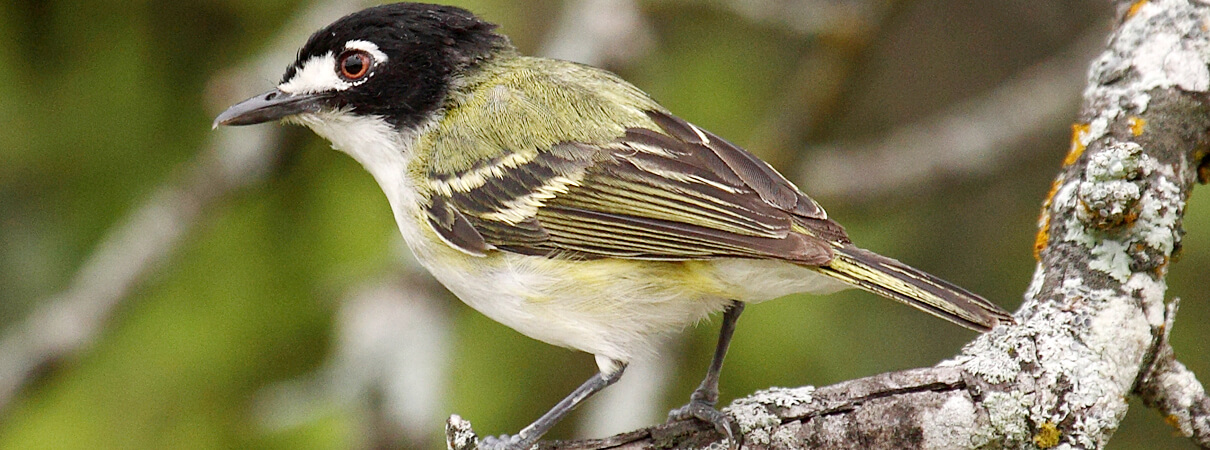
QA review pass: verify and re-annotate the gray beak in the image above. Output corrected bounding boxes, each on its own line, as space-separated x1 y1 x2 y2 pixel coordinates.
213 89 327 128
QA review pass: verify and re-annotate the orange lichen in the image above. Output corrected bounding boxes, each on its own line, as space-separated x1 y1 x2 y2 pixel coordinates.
1034 215 1051 261
1033 422 1061 448
1034 180 1062 260
1065 123 1091 166
1040 179 1062 210
1123 209 1139 225
1165 414 1182 429
1153 255 1171 276
1127 0 1150 18
1128 116 1146 136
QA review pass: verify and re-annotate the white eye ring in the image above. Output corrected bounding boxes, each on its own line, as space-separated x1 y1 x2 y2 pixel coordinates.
337 50 373 81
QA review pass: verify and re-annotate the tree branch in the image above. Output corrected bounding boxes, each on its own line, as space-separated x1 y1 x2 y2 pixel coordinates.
448 0 1210 447
1135 298 1210 447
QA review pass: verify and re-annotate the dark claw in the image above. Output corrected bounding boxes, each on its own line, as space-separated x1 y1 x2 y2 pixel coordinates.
669 401 741 449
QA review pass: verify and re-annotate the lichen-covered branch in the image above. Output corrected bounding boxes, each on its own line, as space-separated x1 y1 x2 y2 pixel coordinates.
1135 298 1210 447
448 0 1210 448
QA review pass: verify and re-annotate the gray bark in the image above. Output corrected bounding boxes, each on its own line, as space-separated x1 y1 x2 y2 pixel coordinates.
448 0 1210 448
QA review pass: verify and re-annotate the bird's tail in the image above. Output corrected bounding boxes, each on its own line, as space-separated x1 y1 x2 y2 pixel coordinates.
812 246 1013 331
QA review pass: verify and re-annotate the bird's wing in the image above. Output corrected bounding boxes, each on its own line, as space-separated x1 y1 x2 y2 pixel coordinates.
423 110 849 263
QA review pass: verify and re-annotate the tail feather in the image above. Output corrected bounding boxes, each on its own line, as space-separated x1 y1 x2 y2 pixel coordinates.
813 246 1013 331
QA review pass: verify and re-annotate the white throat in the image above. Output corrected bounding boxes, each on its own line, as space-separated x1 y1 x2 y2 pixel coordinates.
289 111 423 214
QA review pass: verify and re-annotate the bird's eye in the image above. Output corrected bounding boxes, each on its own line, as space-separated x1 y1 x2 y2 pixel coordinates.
338 50 372 81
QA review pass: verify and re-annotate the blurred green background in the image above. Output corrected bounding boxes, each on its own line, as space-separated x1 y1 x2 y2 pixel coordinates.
0 0 1206 448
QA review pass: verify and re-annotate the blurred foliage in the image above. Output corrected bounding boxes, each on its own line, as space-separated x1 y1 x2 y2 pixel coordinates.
0 0 1206 449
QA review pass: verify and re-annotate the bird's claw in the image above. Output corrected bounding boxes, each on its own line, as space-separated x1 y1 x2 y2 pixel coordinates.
669 401 741 449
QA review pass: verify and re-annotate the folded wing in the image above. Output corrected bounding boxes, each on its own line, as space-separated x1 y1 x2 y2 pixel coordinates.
423 110 847 263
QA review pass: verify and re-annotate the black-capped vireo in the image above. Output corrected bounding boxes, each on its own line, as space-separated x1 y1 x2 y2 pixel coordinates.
214 3 1012 449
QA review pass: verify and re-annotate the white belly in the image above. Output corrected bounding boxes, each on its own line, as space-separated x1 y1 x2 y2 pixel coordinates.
402 220 849 366
415 247 733 364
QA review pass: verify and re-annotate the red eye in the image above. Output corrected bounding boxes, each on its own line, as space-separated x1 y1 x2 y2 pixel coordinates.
338 51 372 80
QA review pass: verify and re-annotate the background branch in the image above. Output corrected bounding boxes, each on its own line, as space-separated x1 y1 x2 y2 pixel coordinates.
0 0 377 414
799 26 1106 200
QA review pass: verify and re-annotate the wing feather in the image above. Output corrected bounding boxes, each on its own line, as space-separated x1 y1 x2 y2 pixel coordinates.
422 109 847 263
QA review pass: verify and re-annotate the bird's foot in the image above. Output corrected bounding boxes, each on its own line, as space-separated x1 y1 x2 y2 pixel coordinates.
668 400 740 449
477 434 533 450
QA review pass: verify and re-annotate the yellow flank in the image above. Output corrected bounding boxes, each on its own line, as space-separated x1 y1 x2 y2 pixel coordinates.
538 258 726 306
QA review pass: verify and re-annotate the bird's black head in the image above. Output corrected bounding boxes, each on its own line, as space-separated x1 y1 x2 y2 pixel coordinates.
215 3 510 129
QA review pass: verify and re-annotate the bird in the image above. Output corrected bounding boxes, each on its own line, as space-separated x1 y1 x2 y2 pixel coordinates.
214 3 1013 449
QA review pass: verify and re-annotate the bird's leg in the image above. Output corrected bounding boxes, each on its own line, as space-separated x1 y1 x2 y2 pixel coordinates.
478 360 626 450
669 301 744 446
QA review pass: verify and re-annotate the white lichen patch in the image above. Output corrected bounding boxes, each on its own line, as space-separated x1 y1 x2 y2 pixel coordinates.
1083 114 1113 148
1134 30 1210 92
1061 139 1185 282
921 394 979 448
1078 141 1146 229
1074 0 1210 154
1082 142 1144 180
769 423 801 446
1125 273 1167 327
748 385 817 408
1087 240 1134 282
980 390 1032 444
947 325 1031 384
1069 390 1131 448
723 386 817 446
445 414 477 450
1086 281 1156 386
723 393 781 433
1078 180 1140 223
1138 172 1183 254
1024 287 1147 447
